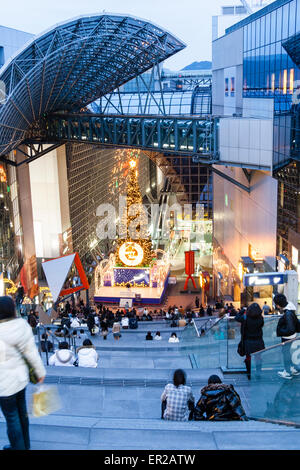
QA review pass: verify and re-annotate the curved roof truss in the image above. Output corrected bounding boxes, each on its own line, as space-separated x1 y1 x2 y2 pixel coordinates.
0 14 185 155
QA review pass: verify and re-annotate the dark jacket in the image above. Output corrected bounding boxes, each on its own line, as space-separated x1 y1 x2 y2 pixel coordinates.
40 339 53 353
61 316 71 329
87 313 95 329
28 313 37 328
235 311 265 355
129 317 138 329
193 383 247 421
276 302 299 339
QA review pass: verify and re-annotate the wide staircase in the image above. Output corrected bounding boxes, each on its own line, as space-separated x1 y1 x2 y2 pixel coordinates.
1 316 300 450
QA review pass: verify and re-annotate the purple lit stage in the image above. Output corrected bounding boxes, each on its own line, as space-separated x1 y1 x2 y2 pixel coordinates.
94 271 169 305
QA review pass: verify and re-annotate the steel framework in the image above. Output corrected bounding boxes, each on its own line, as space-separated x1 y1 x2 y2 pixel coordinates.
0 13 185 158
41 113 216 160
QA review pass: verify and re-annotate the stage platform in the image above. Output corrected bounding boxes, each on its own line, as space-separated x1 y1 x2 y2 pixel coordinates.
94 283 167 305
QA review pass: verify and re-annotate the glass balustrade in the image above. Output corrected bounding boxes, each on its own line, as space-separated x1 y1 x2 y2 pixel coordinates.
248 336 300 425
179 315 283 371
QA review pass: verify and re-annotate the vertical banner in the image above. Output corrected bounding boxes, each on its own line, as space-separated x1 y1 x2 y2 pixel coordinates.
184 251 197 290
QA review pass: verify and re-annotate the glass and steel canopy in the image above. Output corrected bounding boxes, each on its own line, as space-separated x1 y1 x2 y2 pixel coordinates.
0 13 185 156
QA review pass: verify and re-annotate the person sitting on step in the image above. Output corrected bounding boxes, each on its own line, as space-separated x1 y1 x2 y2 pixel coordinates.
76 339 98 368
168 332 179 343
193 375 247 421
161 369 194 421
49 341 75 367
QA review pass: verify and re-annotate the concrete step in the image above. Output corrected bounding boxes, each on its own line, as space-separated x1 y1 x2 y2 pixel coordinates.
42 366 225 387
0 415 297 450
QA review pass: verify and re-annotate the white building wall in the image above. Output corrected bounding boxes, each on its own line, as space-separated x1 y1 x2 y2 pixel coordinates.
219 116 273 169
29 148 63 259
213 166 278 271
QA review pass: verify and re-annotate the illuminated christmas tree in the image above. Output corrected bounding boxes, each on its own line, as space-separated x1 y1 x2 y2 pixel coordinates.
115 152 153 267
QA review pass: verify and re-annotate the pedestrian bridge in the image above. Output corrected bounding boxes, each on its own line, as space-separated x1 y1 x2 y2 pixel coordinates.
37 112 216 162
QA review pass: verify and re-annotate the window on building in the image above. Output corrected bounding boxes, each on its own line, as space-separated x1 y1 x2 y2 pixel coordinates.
225 78 229 97
230 77 235 96
0 47 4 68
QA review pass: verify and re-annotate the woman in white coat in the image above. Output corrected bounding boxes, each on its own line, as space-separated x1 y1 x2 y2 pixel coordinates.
168 332 180 343
0 296 46 450
76 339 98 368
49 341 75 367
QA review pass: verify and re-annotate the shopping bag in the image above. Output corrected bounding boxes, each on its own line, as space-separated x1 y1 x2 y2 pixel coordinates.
32 385 61 417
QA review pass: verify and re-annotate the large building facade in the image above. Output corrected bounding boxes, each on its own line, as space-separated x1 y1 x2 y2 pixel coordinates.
212 0 300 304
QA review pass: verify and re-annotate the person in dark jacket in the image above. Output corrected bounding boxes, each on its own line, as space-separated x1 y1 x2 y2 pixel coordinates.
193 375 247 421
27 310 38 330
145 331 153 341
40 333 54 353
87 311 96 336
100 317 109 340
61 313 71 329
129 317 138 329
274 293 300 380
235 302 265 379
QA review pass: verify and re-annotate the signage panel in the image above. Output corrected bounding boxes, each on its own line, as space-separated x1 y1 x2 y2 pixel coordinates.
243 272 287 287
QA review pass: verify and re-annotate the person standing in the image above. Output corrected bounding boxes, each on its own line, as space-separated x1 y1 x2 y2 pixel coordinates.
15 283 24 316
100 317 109 340
235 303 265 379
87 310 96 336
112 321 121 341
274 293 300 379
195 296 200 309
262 302 271 316
0 296 46 450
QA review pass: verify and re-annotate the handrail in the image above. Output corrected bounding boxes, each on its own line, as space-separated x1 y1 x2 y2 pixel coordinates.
251 333 300 357
191 319 200 337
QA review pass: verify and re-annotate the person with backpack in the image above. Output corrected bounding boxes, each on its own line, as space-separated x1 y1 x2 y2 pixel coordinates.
274 294 300 380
